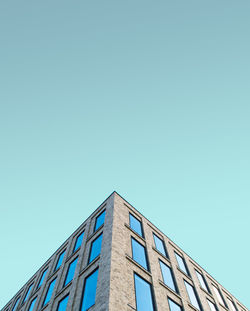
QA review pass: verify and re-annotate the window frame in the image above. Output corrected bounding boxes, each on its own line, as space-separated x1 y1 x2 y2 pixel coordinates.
94 209 106 232
79 267 99 311
168 297 183 311
37 267 48 289
55 249 66 271
56 294 69 311
63 256 78 287
131 237 149 271
21 282 33 305
27 296 37 311
129 213 144 238
153 233 168 258
184 280 203 311
12 297 21 311
88 233 103 264
73 231 85 253
42 277 57 307
159 259 178 293
195 269 210 293
174 251 190 276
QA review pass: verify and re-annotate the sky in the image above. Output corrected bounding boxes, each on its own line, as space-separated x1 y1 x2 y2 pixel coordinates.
0 0 249 309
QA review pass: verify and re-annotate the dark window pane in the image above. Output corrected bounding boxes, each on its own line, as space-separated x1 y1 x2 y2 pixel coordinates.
28 297 37 311
131 238 148 270
80 269 99 311
88 234 103 264
73 232 84 252
160 261 177 292
12 297 20 311
184 281 201 311
153 234 166 256
195 270 209 292
37 268 48 288
134 274 155 311
94 210 105 231
168 298 183 311
43 278 56 306
129 214 143 237
175 252 189 275
22 283 33 303
55 250 66 270
57 295 69 311
64 257 78 286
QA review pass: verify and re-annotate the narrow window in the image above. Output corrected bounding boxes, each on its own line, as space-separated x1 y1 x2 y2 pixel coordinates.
175 252 189 275
12 297 20 311
153 233 167 257
195 270 209 292
184 280 201 311
227 298 237 311
64 257 78 286
168 298 183 311
159 261 177 292
94 210 106 231
134 273 155 311
37 268 48 288
131 237 148 270
28 297 37 311
73 231 84 252
212 285 226 307
80 268 99 311
22 283 33 304
88 233 103 264
57 294 69 311
55 249 66 271
129 214 143 237
207 299 218 311
43 278 56 307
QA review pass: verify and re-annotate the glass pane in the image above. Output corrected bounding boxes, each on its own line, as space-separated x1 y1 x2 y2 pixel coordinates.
64 257 78 286
57 295 69 311
195 270 209 292
153 234 166 256
227 298 237 311
207 299 217 311
212 285 225 306
23 283 33 303
134 274 155 311
12 297 20 311
38 268 48 288
175 253 188 275
94 210 106 231
28 297 37 311
74 232 84 252
160 261 176 292
132 238 148 270
168 298 182 311
89 234 103 264
184 281 201 311
55 250 66 270
130 214 143 236
81 269 99 311
43 278 56 306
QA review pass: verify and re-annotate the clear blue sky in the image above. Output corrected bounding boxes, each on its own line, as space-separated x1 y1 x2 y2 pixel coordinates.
0 0 249 309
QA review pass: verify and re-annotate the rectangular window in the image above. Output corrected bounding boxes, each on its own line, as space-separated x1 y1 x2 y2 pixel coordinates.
175 252 189 275
153 233 167 257
195 270 209 292
73 231 84 252
212 285 226 307
64 257 78 286
80 268 99 311
184 280 201 311
55 249 66 271
207 299 218 311
134 273 155 311
159 261 177 293
43 278 57 307
227 298 237 311
22 283 33 304
168 298 183 311
94 210 106 232
88 233 103 264
37 268 48 288
28 297 37 311
57 294 69 311
12 297 20 311
131 237 148 270
129 214 143 237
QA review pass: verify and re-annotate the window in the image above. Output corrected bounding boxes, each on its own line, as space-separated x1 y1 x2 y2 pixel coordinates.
168 298 183 311
134 273 155 311
37 268 48 288
94 210 106 231
88 233 103 264
80 268 99 311
207 299 218 311
195 270 209 292
153 233 167 257
212 285 226 307
159 261 177 292
129 214 143 237
227 298 237 311
73 231 84 252
22 283 33 304
184 281 201 311
175 252 189 275
57 294 69 311
12 297 20 311
131 237 148 270
28 297 37 311
64 257 78 286
43 278 57 307
55 249 66 270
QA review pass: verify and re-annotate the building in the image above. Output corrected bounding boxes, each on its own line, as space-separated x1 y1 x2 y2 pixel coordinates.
1 192 248 311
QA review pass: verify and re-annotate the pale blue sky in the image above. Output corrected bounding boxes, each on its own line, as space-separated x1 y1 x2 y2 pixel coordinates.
0 0 249 309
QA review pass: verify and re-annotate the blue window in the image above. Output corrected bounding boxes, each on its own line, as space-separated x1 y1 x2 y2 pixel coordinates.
129 214 143 237
195 270 209 292
22 283 33 304
153 233 167 257
80 268 99 311
212 285 226 307
175 252 189 275
28 297 37 311
159 261 177 292
64 257 78 286
94 210 106 231
88 233 103 264
184 281 201 311
131 237 148 270
43 278 57 307
12 297 20 311
37 268 48 288
57 294 69 311
168 298 183 311
134 273 155 311
55 250 66 270
73 232 84 252
207 299 218 311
